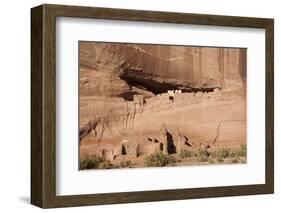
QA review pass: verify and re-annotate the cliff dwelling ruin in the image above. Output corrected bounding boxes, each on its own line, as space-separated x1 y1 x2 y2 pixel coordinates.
79 42 247 169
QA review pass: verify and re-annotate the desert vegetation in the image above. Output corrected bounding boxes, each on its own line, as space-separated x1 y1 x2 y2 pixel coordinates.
144 152 176 167
80 155 112 170
80 145 247 170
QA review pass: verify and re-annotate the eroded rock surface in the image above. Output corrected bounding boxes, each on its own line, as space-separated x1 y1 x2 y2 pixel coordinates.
79 42 247 168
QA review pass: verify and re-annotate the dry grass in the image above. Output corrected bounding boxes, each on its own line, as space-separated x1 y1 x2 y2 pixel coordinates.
145 152 176 167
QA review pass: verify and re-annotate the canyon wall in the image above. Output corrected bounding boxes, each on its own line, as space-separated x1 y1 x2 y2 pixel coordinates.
79 42 247 162
79 42 246 97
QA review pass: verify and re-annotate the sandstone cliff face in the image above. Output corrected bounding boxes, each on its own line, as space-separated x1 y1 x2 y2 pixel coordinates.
79 42 246 96
79 42 247 167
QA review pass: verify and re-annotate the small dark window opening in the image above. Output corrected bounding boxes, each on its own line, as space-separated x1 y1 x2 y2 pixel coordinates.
160 143 163 151
121 145 127 155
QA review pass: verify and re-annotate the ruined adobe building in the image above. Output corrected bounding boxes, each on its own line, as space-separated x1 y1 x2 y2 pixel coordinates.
79 42 246 164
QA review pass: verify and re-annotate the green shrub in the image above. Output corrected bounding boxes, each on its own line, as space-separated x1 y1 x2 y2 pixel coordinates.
80 155 112 170
145 152 176 167
80 157 95 170
217 148 230 159
179 150 193 158
198 149 210 157
119 160 133 168
197 149 210 162
237 144 247 157
210 151 217 158
229 151 236 158
98 160 112 169
198 155 208 162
